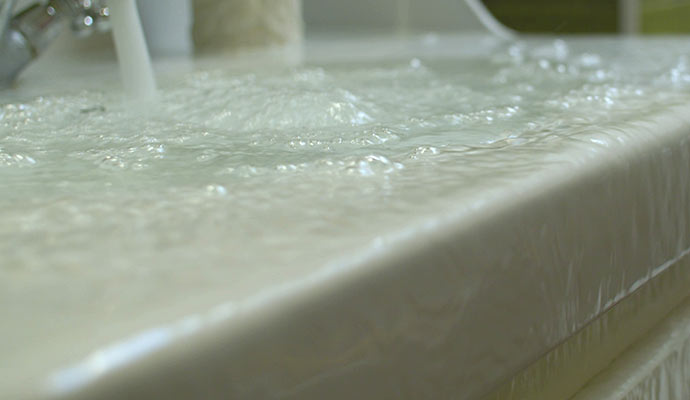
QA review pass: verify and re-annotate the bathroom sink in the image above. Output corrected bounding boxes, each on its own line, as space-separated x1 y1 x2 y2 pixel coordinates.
2 33 690 400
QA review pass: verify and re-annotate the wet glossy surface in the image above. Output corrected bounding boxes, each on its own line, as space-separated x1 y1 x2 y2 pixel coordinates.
2 34 690 399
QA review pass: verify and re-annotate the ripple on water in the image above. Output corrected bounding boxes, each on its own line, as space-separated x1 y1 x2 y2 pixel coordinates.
2 37 690 273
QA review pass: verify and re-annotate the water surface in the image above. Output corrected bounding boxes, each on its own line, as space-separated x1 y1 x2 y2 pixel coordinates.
2 34 690 396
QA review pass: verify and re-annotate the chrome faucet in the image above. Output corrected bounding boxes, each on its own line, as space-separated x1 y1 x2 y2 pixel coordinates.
0 0 110 88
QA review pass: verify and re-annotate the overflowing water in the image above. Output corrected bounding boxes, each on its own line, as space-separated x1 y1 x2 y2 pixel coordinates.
2 35 690 395
2 36 690 276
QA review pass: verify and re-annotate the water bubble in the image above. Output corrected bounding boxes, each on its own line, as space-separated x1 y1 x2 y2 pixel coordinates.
579 53 601 68
410 146 440 159
508 44 523 61
553 39 569 60
205 185 228 196
99 155 126 170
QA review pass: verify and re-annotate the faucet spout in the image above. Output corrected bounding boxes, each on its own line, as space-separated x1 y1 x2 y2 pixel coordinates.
0 1 62 88
0 0 110 89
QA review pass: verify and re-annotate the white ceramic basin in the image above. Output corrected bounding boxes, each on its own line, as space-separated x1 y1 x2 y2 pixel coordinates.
2 33 690 400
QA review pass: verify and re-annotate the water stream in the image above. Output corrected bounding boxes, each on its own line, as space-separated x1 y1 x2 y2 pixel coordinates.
109 0 157 99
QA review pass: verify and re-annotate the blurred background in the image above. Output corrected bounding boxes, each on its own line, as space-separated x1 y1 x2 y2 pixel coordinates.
302 0 690 38
483 0 690 34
